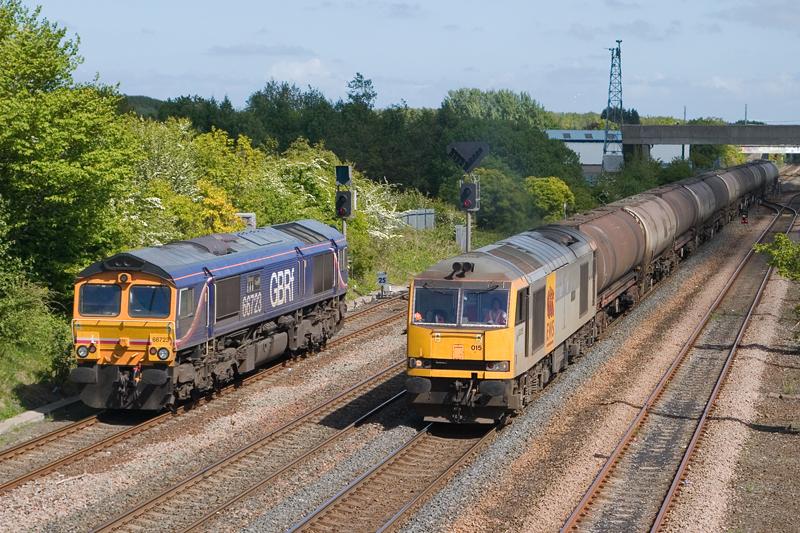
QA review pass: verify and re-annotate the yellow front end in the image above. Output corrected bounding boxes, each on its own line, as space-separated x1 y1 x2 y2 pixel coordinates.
70 271 178 410
405 279 518 423
72 272 177 366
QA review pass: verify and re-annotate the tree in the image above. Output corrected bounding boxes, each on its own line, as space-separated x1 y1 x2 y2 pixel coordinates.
466 165 537 232
525 176 575 223
346 72 377 109
0 1 138 296
601 106 640 125
442 88 552 129
755 234 800 282
593 156 660 203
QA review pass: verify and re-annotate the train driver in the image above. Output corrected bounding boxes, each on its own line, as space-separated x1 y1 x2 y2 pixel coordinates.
485 298 507 325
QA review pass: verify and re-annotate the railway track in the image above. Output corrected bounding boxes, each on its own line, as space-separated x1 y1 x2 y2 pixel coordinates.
561 198 798 532
0 295 405 496
94 360 406 532
288 423 497 533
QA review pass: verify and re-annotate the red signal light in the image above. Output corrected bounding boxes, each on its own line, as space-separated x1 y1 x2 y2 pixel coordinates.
463 199 472 208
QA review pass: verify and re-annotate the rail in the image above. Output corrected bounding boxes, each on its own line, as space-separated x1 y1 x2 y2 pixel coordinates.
561 198 798 531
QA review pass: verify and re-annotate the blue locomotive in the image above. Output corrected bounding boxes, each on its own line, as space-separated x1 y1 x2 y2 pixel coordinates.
70 219 348 410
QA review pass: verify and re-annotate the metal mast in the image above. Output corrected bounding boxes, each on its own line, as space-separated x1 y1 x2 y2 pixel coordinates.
602 40 623 168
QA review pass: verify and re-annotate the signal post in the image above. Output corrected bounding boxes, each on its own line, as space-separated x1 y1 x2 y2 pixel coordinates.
447 142 488 252
334 165 355 240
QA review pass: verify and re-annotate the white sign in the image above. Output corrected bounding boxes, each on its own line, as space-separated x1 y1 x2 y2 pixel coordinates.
740 146 800 154
270 268 295 308
377 271 388 286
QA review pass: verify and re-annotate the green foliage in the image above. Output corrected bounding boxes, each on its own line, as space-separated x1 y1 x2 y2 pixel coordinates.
0 1 138 297
657 158 694 184
682 117 747 169
547 111 603 130
601 106 640 125
0 200 71 417
594 156 693 203
441 88 553 129
120 95 165 118
472 166 538 232
640 115 682 125
346 72 377 109
525 176 575 223
154 81 589 230
755 234 800 282
690 143 746 169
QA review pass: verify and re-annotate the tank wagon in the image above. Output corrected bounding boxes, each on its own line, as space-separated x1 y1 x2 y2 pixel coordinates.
70 219 348 410
406 161 778 423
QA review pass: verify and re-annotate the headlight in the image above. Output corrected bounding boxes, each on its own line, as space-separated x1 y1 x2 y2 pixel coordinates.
76 345 89 358
485 360 509 372
408 358 430 369
157 348 170 361
88 344 96 353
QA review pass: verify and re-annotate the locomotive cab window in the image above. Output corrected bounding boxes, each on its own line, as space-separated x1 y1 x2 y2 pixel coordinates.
178 287 195 318
129 285 171 318
413 287 458 325
461 289 509 327
79 284 121 316
515 288 528 325
178 287 196 332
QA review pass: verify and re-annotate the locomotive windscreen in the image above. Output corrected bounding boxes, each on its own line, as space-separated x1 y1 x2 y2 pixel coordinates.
461 289 508 327
412 286 509 327
412 287 458 325
79 284 121 316
129 285 171 318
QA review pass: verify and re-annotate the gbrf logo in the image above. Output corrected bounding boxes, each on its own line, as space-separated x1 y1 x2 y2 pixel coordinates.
270 268 295 307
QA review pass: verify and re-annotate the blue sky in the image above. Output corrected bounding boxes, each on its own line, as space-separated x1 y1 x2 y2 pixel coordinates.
27 0 800 123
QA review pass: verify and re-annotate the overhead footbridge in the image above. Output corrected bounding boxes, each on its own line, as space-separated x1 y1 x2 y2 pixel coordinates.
621 125 800 153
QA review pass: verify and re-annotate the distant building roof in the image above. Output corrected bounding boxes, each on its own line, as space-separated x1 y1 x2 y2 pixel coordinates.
546 129 621 142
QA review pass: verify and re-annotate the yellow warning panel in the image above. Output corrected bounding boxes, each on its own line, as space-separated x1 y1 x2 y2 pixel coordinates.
545 272 556 352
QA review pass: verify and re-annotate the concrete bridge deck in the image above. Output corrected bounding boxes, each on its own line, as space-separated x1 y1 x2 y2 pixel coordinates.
621 125 800 146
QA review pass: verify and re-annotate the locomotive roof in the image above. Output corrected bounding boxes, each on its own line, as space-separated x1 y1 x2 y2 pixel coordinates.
415 225 592 284
78 219 345 287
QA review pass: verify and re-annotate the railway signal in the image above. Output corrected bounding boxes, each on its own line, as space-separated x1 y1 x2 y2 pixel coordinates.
448 142 488 253
335 190 353 219
333 166 355 247
460 182 479 211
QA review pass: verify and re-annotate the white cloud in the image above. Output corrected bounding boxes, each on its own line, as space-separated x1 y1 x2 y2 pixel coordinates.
268 57 332 84
700 75 744 96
